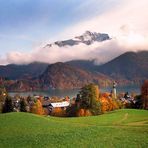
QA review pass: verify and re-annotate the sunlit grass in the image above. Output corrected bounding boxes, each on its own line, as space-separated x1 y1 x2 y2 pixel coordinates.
0 109 148 148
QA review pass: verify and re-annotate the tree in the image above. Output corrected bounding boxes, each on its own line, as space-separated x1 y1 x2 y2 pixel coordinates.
0 87 8 113
66 104 79 117
77 109 92 117
141 80 148 109
78 84 101 115
51 107 66 117
2 96 13 113
30 99 44 115
20 98 27 112
80 84 100 108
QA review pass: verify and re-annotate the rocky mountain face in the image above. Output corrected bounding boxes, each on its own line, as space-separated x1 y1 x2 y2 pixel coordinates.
44 31 110 48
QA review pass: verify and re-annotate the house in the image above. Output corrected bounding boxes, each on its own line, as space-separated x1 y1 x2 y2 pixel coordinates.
43 101 70 115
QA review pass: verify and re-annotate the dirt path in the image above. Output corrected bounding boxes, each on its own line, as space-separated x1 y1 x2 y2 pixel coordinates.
113 113 129 125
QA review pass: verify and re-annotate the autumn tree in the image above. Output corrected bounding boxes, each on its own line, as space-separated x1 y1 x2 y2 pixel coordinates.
30 99 44 115
141 80 148 109
77 109 92 117
51 107 66 117
100 92 119 113
2 96 13 113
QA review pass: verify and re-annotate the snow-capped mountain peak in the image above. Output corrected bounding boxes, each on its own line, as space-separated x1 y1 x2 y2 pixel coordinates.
45 31 111 48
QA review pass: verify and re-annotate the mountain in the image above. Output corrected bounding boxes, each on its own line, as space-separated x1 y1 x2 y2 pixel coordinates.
5 62 112 91
66 60 98 72
1 51 148 91
39 62 112 89
0 62 48 80
44 31 110 48
97 51 148 82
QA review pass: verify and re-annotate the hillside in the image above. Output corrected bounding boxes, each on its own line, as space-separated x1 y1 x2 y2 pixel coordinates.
39 62 112 89
97 51 148 81
0 109 148 148
0 62 48 80
66 60 98 72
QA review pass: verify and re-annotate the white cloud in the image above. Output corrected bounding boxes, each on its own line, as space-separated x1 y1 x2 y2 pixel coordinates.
2 38 136 65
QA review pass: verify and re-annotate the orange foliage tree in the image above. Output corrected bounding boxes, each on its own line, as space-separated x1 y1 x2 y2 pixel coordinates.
77 109 92 117
51 107 66 117
30 99 44 115
100 93 119 113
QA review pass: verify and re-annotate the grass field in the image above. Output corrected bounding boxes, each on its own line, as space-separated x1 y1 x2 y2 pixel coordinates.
0 109 148 148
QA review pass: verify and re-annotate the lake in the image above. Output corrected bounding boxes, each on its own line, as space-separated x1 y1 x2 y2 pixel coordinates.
9 85 141 98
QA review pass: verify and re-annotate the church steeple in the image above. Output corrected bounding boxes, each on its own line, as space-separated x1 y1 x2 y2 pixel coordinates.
113 81 117 99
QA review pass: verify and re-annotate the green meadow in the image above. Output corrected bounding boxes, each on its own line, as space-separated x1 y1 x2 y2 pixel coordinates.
0 109 148 148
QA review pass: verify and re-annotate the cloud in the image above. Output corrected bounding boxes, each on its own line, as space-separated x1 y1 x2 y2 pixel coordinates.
4 36 145 65
1 0 148 65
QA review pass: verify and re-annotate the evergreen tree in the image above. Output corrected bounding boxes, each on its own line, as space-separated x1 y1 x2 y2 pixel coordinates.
2 96 13 113
0 87 7 112
141 80 148 109
79 84 101 115
20 98 27 112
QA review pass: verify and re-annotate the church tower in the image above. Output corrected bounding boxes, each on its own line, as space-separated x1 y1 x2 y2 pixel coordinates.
113 81 117 99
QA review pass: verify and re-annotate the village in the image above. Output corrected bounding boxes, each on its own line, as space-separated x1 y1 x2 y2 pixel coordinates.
1 81 146 117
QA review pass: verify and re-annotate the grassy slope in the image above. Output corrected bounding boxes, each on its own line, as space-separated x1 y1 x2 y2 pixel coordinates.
0 109 148 148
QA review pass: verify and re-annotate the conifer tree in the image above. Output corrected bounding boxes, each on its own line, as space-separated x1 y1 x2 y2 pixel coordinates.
2 96 13 113
20 98 27 112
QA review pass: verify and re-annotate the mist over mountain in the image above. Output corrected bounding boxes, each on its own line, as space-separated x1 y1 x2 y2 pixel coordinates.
1 29 147 66
1 31 121 65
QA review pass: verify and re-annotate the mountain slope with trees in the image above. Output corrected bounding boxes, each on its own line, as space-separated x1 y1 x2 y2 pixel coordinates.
97 51 148 81
39 62 112 89
0 62 48 79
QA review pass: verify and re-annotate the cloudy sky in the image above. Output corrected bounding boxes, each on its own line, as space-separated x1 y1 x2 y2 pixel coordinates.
0 0 148 65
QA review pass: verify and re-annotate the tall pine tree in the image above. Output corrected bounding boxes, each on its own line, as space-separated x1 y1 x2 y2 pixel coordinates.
2 96 13 113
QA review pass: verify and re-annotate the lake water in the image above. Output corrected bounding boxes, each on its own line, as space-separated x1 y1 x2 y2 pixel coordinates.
9 85 140 98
